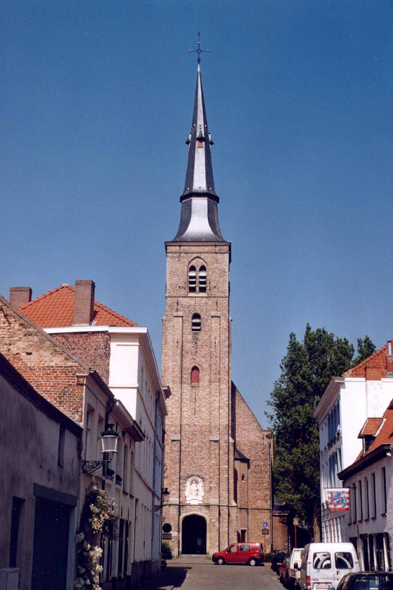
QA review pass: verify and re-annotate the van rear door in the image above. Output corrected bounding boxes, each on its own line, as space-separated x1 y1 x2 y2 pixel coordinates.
310 550 333 590
334 551 356 588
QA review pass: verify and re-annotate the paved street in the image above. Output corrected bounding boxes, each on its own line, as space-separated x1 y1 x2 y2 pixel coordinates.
139 556 282 590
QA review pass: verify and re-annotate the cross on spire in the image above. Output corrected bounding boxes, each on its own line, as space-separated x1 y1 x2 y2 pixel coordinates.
189 31 209 63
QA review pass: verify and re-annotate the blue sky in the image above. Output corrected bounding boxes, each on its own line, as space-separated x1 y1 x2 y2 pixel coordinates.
2 1 393 427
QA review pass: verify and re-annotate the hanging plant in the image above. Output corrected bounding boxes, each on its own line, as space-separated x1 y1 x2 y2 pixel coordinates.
74 485 117 590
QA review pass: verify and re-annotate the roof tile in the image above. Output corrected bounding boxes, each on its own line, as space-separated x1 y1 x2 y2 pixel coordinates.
19 284 138 328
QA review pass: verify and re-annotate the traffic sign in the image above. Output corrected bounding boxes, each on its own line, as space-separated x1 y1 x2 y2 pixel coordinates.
262 529 269 535
263 521 268 529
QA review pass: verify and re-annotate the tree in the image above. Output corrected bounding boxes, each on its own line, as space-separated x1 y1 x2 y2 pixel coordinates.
266 325 375 539
351 336 376 367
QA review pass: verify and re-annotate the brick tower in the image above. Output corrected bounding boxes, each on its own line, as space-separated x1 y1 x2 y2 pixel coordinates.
162 59 238 557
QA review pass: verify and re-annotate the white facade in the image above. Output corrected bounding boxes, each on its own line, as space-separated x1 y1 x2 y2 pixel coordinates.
47 325 168 582
314 375 393 543
339 450 392 571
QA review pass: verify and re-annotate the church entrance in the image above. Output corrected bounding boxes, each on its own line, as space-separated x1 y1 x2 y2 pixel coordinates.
181 514 207 554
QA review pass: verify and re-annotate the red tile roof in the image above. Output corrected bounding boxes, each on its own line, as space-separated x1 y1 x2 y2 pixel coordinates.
18 284 138 328
343 343 388 378
359 417 384 437
364 406 393 456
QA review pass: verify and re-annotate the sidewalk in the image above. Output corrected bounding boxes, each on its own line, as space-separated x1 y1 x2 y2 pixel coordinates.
137 556 212 590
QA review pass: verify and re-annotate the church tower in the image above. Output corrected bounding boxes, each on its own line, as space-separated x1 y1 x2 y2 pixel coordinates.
162 59 237 557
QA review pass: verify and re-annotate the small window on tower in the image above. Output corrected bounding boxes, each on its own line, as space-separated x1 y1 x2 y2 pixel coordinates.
189 266 197 292
197 140 204 148
199 266 207 293
192 313 201 332
191 366 200 384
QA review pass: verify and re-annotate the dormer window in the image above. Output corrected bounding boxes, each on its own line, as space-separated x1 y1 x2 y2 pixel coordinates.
192 313 201 332
189 266 197 293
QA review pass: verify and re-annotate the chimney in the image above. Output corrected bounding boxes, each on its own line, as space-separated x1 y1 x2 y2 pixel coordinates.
73 280 95 325
387 341 393 374
9 287 32 307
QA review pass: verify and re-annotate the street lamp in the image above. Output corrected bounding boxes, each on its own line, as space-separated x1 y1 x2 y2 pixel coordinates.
82 424 118 474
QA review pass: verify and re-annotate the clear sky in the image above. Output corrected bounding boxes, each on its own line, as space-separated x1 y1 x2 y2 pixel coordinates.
2 1 393 427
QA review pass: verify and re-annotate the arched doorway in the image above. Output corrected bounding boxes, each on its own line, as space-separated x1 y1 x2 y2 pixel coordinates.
182 514 207 554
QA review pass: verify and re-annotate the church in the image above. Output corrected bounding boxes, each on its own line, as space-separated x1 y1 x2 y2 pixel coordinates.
161 56 277 557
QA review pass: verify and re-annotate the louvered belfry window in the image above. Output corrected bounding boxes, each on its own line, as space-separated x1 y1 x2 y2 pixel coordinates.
189 266 197 292
199 266 206 292
192 313 201 332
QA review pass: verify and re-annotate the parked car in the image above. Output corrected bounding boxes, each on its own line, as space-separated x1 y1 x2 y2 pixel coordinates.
272 552 290 573
300 543 360 590
280 557 291 586
212 542 264 566
288 548 304 589
336 572 393 590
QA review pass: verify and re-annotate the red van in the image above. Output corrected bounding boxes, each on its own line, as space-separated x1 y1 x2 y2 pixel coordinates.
212 542 264 566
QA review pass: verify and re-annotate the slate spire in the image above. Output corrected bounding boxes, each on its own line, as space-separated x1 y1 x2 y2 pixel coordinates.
173 62 225 242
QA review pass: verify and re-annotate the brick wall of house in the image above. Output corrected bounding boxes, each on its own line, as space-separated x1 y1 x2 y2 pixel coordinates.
0 297 86 423
273 513 290 552
233 384 273 549
53 332 111 384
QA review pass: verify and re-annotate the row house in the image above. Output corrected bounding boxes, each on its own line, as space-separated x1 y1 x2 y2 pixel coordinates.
1 284 168 590
314 341 393 568
338 406 393 572
12 280 169 583
0 351 82 590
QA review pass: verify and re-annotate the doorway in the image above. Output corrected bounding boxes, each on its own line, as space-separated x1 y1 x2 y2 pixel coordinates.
182 514 207 554
31 497 71 590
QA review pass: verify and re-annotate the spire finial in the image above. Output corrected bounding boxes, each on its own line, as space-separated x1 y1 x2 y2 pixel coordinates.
189 31 209 64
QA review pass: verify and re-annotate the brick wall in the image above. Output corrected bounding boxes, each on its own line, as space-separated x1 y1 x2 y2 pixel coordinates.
53 332 111 384
0 297 86 423
233 383 273 549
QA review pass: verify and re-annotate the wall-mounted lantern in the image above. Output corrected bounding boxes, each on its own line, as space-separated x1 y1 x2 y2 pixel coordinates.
82 424 118 474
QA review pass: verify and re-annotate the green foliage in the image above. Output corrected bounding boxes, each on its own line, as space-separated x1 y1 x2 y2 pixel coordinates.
266 325 375 534
352 336 376 367
161 541 172 559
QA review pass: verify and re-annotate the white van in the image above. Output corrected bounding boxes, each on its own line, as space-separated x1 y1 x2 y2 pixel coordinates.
289 548 303 588
299 543 359 590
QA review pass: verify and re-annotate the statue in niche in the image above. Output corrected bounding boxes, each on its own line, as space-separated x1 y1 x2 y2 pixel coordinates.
185 476 204 505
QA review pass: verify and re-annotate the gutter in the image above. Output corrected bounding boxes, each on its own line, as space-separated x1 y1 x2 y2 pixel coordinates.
338 444 392 480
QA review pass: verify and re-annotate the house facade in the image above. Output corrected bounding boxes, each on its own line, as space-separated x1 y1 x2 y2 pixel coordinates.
11 280 168 585
314 341 393 546
0 352 82 590
338 403 393 571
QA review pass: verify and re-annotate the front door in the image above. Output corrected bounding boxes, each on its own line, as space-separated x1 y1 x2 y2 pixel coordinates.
181 514 207 554
31 497 71 590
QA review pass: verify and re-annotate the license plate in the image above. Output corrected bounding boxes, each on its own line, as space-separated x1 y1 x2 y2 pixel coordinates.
315 585 330 589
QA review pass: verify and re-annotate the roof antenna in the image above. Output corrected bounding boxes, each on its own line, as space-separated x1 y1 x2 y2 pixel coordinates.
189 31 209 64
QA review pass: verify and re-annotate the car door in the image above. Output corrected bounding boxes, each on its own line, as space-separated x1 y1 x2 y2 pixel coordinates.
239 544 250 564
225 544 240 564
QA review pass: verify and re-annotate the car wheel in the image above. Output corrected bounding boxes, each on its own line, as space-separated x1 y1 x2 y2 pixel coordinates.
217 558 225 565
249 558 257 566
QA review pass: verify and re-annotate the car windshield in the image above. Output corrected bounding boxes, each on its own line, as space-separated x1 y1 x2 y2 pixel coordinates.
353 574 393 590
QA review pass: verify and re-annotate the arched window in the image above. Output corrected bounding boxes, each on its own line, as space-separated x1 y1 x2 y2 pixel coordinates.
191 366 200 384
199 266 206 293
188 266 196 292
192 313 201 332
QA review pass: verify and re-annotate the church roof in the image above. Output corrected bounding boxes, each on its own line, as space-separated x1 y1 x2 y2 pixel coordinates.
173 62 225 242
18 284 138 328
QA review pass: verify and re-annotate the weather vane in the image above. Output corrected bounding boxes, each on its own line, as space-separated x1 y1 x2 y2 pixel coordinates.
189 31 209 63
